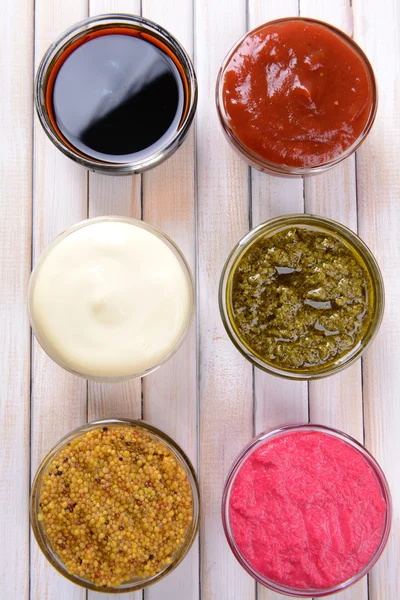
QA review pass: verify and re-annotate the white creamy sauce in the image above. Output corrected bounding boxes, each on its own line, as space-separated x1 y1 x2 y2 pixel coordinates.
32 221 191 377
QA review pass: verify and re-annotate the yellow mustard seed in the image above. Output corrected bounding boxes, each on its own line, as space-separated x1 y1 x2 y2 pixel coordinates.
38 426 193 588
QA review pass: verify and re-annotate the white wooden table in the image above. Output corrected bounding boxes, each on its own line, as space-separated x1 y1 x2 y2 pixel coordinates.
1 0 399 599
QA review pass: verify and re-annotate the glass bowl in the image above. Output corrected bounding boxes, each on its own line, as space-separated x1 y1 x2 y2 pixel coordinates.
28 216 195 382
222 423 392 597
31 418 200 593
216 17 377 177
219 214 384 380
35 13 197 175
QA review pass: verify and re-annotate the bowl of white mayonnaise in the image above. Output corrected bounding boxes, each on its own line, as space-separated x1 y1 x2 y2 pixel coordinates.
29 216 194 381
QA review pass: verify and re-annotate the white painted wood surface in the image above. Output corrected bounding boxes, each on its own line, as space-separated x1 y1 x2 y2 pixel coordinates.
0 0 398 599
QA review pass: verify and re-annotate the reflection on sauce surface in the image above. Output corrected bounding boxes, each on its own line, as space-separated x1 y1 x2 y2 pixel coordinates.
231 226 373 371
53 33 184 163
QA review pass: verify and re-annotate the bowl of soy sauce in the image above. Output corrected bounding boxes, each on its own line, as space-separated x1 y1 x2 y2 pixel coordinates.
35 14 197 174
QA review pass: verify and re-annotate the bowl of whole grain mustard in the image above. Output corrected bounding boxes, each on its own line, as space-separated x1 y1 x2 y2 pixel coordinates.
30 419 199 592
219 215 384 379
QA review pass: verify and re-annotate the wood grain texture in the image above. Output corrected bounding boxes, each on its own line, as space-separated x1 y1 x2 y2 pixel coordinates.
86 2 142 600
299 3 366 598
0 0 33 598
86 2 142 437
196 1 255 599
248 5 308 429
30 2 88 600
248 4 308 600
141 1 198 599
86 176 143 598
353 0 400 597
299 2 364 439
0 1 397 599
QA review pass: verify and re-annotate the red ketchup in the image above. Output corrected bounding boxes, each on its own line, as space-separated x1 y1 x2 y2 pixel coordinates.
221 19 374 168
229 431 387 591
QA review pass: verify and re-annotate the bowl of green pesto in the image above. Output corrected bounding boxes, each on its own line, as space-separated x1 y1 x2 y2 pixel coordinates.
219 214 384 379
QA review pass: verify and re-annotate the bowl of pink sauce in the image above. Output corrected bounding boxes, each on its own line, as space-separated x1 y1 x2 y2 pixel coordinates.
222 424 391 597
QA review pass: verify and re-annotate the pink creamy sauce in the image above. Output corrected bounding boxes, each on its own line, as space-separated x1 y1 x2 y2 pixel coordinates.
229 431 387 590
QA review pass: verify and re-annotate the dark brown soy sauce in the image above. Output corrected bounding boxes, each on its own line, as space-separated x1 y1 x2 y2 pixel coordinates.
52 33 184 163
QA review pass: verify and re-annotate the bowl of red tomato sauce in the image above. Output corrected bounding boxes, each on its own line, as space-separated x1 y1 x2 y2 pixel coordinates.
216 18 377 177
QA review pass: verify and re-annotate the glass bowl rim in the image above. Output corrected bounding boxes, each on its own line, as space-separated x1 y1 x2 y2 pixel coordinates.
221 423 392 597
219 213 385 380
28 215 195 382
35 13 198 175
215 16 378 177
30 417 200 593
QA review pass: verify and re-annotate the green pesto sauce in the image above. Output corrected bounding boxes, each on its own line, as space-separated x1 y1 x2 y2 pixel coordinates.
231 227 373 371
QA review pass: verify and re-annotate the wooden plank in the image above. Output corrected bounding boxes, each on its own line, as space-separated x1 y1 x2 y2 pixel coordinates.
353 0 400 597
248 5 307 600
248 2 365 598
299 2 365 599
300 1 364 438
248 5 308 428
87 0 142 442
3 3 396 600
30 2 88 600
86 177 142 600
195 1 255 599
0 0 33 598
298 6 364 429
90 0 140 13
140 1 198 599
86 2 142 600
303 156 364 445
